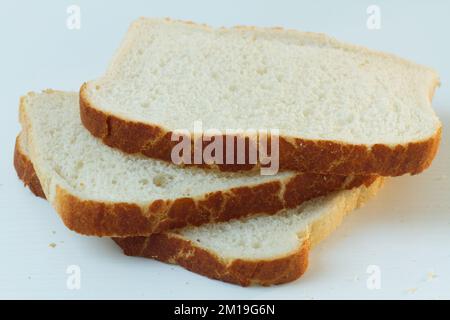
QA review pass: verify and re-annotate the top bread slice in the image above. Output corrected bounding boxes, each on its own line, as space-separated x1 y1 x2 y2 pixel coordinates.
80 18 441 176
18 90 375 237
13 133 383 286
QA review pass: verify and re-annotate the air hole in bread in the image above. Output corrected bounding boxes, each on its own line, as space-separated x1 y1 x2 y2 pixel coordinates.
302 109 313 117
256 67 267 75
75 161 84 171
152 174 172 187
252 242 262 249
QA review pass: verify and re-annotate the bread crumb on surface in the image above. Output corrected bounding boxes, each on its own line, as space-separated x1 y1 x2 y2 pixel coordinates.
49 243 57 248
406 288 417 294
427 271 437 281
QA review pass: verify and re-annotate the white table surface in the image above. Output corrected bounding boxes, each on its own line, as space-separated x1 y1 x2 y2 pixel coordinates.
0 0 449 299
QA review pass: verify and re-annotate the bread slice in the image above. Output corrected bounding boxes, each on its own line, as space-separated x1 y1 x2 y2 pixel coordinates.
14 135 383 286
80 18 441 176
18 90 375 237
14 133 45 199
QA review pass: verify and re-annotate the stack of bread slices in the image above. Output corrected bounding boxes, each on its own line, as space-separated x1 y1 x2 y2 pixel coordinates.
14 18 441 286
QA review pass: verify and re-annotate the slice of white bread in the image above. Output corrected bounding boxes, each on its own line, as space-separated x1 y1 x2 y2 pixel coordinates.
80 18 441 176
14 136 383 286
18 90 375 237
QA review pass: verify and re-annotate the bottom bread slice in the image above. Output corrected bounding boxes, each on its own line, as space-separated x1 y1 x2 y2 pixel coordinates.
14 132 383 286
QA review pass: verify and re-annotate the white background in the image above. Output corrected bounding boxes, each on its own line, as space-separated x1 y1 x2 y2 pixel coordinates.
0 0 449 299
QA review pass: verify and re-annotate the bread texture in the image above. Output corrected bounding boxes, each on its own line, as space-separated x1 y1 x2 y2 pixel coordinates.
18 90 375 237
14 135 383 286
81 18 441 176
14 133 45 198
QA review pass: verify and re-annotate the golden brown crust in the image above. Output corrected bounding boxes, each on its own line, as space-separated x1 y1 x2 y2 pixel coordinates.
14 137 310 285
14 138 384 286
13 135 45 198
80 84 442 176
113 235 310 286
14 129 376 236
43 169 377 237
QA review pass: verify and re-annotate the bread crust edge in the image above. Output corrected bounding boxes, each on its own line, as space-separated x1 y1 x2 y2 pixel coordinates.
13 135 46 198
13 136 383 286
113 235 310 286
14 138 310 286
14 122 376 236
80 83 442 177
